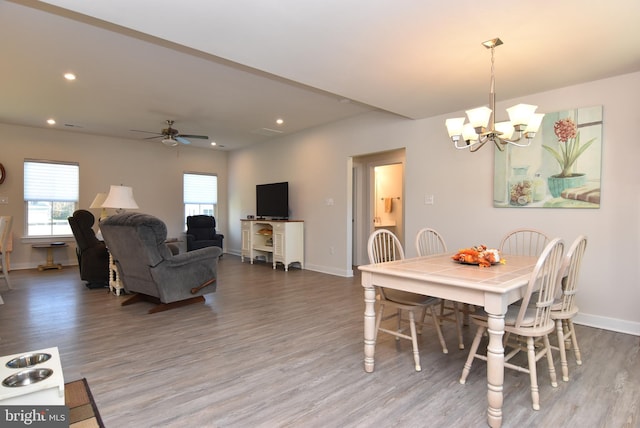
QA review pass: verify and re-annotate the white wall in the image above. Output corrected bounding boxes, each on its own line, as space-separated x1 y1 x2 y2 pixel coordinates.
0 124 227 270
228 71 640 335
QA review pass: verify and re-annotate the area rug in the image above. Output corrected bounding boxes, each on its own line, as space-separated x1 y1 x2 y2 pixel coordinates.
65 378 105 428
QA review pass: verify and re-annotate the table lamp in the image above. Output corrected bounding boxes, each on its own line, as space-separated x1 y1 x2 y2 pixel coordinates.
89 192 108 220
101 185 139 214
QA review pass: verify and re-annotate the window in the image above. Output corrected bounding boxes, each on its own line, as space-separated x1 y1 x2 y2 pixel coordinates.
24 160 79 236
183 173 218 225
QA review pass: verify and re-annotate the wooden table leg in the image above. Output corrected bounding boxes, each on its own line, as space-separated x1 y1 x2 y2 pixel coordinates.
486 312 505 428
362 273 377 373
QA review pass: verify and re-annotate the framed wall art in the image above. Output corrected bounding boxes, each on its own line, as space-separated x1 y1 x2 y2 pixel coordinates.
494 105 603 208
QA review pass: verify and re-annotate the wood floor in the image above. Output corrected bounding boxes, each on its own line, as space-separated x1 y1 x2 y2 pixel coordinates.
0 255 638 427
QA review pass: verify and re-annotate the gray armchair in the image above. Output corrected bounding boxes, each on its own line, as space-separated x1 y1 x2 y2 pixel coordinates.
100 212 221 313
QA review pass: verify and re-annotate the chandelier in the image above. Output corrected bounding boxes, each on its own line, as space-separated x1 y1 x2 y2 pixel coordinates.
445 38 544 152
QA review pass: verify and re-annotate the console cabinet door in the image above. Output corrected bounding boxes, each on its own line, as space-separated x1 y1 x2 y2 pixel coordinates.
272 223 285 262
241 221 251 261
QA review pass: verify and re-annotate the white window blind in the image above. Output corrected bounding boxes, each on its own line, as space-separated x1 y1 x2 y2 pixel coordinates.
184 173 217 204
24 160 79 201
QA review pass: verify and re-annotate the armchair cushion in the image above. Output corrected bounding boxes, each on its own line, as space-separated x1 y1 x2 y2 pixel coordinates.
100 212 221 311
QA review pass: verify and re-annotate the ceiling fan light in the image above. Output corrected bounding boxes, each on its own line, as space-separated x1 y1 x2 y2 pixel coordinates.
162 137 178 147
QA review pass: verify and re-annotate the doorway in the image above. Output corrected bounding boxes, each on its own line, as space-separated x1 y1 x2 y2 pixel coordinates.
351 148 406 266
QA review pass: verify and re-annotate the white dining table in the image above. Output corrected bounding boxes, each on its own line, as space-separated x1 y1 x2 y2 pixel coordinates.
359 253 539 428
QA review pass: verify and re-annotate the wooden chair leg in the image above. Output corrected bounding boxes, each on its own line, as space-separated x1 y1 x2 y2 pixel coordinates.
543 335 558 388
555 319 569 381
374 303 385 342
147 296 205 314
460 325 485 384
428 306 448 354
567 320 582 365
527 336 541 411
408 311 421 372
452 302 464 349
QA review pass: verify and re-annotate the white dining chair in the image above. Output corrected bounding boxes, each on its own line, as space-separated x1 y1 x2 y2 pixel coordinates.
460 238 565 411
499 228 550 257
368 229 448 371
415 228 464 350
0 215 13 291
551 235 587 381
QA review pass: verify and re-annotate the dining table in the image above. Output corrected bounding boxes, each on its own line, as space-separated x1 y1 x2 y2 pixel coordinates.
359 252 540 428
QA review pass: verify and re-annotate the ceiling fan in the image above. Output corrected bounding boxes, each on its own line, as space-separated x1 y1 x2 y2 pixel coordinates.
132 120 209 146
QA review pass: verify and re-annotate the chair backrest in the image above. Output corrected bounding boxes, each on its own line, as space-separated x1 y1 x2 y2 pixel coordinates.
0 216 12 250
100 212 174 297
556 235 588 314
186 215 217 240
415 227 447 257
68 210 100 251
500 228 550 257
514 238 565 330
367 229 404 264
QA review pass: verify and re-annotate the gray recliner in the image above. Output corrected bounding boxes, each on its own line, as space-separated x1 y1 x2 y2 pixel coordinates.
100 212 221 313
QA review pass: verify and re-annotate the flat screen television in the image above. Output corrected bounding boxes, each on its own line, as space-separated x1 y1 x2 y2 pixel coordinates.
256 182 289 219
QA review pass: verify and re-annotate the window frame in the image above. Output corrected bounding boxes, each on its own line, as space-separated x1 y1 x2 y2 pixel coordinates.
24 159 79 238
183 172 218 227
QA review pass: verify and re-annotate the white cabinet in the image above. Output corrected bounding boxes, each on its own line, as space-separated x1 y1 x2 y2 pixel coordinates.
241 220 304 271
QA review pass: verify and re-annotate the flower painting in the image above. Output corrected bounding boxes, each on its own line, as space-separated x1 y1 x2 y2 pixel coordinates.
494 105 602 208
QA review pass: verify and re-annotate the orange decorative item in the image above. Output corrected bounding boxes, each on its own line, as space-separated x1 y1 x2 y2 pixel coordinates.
452 245 504 267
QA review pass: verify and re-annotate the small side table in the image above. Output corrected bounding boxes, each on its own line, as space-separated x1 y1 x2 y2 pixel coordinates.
32 243 68 271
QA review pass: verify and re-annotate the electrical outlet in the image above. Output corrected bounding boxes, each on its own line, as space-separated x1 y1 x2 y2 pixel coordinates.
424 194 434 205
0 196 8 204
329 246 335 255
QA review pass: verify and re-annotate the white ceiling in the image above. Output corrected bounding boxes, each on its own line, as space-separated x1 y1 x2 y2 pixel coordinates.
2 0 640 151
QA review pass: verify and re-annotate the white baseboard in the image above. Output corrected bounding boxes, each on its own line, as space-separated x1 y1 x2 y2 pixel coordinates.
303 263 353 277
9 259 77 271
574 313 640 336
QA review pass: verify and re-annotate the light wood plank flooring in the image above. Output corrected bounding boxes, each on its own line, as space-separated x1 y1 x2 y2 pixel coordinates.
0 255 638 427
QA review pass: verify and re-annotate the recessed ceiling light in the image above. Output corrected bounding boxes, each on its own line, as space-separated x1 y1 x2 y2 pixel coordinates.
210 141 217 146
64 72 76 81
46 119 56 125
276 118 284 125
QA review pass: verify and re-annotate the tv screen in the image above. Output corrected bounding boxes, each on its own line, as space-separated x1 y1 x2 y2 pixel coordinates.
256 182 289 219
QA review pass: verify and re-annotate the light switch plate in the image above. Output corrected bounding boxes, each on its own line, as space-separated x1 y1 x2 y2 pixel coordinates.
0 196 8 204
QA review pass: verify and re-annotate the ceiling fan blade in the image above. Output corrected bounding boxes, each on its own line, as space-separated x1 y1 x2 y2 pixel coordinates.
131 129 162 135
178 134 209 139
175 136 191 145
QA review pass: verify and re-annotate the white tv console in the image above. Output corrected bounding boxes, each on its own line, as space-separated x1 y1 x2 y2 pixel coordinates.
241 219 304 271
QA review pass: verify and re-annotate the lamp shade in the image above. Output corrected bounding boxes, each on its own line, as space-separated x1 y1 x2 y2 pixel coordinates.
494 121 515 139
89 192 107 208
102 185 139 210
445 117 466 137
524 113 545 133
506 103 537 126
162 137 178 147
466 106 492 129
